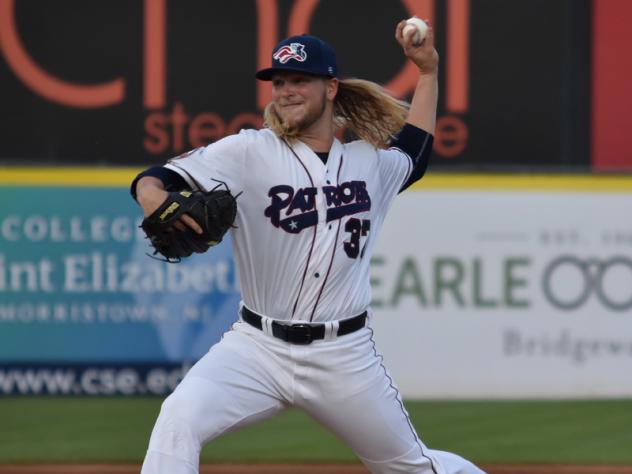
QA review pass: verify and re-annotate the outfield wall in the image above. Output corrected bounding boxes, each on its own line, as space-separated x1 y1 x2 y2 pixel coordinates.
0 170 630 398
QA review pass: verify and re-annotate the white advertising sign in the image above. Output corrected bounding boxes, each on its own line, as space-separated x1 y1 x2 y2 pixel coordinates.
371 187 632 399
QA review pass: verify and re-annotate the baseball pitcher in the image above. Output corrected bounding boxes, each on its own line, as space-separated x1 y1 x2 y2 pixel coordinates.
132 20 486 474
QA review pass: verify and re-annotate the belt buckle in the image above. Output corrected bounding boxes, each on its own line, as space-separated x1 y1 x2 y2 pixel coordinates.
286 323 313 344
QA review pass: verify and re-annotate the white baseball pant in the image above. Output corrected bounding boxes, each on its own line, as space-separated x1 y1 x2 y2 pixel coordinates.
141 317 486 474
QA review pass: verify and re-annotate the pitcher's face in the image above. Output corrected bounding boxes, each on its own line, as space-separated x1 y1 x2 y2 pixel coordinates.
271 73 334 131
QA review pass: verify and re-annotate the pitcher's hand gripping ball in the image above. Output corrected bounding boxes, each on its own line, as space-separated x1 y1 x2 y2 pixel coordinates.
141 187 237 262
403 17 428 46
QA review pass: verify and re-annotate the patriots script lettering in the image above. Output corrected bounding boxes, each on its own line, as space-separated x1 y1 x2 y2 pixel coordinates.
323 181 371 222
264 181 371 234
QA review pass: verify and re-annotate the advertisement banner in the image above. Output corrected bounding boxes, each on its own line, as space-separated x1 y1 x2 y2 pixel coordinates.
0 185 241 394
1 175 631 398
370 178 632 398
0 0 591 169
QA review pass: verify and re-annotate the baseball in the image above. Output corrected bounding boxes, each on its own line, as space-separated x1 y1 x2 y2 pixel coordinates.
403 17 428 46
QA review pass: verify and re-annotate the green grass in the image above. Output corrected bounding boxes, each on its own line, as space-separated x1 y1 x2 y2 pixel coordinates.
1 398 631 464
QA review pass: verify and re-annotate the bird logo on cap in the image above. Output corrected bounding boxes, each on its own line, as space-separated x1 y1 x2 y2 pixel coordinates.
273 43 307 64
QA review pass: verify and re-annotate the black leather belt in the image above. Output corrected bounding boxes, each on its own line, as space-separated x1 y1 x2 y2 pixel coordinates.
240 306 367 345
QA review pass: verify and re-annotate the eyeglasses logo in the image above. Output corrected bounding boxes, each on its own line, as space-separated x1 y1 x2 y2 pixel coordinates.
542 256 632 311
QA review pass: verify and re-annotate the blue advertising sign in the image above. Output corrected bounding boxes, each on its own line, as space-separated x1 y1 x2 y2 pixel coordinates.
0 185 241 394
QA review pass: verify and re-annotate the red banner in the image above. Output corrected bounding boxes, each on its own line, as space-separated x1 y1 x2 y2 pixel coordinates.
592 0 632 171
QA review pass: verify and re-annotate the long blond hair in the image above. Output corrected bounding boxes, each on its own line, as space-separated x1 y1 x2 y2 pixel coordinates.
263 78 409 148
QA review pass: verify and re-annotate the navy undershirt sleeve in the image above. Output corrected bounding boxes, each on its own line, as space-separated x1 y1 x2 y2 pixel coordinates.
130 166 190 201
390 123 434 192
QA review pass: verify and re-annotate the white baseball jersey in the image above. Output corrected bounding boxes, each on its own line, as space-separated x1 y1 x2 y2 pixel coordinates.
144 128 486 474
165 128 412 322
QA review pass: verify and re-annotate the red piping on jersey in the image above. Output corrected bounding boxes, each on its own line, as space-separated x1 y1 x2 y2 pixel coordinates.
283 140 317 321
309 154 345 321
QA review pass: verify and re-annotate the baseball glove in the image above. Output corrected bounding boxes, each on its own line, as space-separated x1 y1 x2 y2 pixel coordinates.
141 188 237 262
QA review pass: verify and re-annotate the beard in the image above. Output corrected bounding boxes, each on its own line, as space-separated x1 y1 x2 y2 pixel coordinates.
277 90 328 133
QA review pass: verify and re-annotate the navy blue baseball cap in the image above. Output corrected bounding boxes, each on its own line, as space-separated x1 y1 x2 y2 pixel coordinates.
255 34 339 81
